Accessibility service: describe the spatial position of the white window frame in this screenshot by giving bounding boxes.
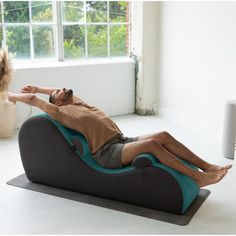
[0,0,131,62]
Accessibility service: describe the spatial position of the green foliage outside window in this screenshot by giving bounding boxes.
[63,1,84,22]
[4,1,29,23]
[86,1,107,22]
[6,26,30,59]
[33,26,55,58]
[109,1,127,22]
[63,25,85,58]
[0,0,129,60]
[110,25,127,56]
[88,25,107,57]
[31,1,53,22]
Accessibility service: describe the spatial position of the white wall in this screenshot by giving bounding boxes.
[131,1,159,115]
[157,2,236,141]
[11,59,135,128]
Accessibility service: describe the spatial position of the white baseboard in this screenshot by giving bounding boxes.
[156,107,222,141]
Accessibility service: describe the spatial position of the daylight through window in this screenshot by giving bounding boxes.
[0,1,130,61]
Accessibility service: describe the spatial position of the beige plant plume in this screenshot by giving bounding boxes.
[0,47,14,95]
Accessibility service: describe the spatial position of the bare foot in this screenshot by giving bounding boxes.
[204,164,232,172]
[196,170,228,187]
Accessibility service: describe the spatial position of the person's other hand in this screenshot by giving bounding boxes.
[21,85,38,94]
[8,92,17,104]
[8,92,37,105]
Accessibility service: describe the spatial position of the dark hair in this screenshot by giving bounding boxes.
[49,95,53,104]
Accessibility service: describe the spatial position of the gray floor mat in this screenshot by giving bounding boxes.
[7,173,210,226]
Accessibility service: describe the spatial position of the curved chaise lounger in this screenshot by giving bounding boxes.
[18,114,200,214]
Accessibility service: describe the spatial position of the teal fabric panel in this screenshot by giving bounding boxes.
[39,114,134,174]
[38,113,200,213]
[136,154,200,213]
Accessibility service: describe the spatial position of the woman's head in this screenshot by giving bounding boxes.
[49,88,73,106]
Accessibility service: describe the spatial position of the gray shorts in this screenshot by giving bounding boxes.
[92,135,139,169]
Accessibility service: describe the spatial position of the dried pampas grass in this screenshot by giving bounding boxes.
[0,48,14,93]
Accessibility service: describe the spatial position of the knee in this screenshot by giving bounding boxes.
[155,131,172,144]
[146,139,164,153]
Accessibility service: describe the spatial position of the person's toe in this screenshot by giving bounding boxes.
[224,164,232,170]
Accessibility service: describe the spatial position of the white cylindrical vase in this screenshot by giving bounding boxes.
[222,100,236,159]
[0,98,16,138]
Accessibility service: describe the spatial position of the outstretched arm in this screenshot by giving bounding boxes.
[8,92,59,115]
[21,85,59,96]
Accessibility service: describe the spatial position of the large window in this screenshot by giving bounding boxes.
[0,1,130,61]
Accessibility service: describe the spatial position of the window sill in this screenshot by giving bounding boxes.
[13,57,134,70]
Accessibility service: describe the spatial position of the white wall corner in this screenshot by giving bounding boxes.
[131,1,159,115]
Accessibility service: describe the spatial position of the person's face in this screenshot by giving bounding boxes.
[50,88,73,106]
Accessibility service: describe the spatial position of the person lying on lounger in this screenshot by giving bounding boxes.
[8,85,232,187]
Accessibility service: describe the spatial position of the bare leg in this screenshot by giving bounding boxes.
[138,132,232,172]
[121,139,228,187]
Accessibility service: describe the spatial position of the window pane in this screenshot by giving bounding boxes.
[0,3,1,23]
[63,25,85,59]
[6,26,30,59]
[4,1,29,23]
[110,25,128,56]
[62,1,84,22]
[31,1,53,22]
[109,1,128,23]
[86,1,107,22]
[87,25,107,57]
[33,26,55,58]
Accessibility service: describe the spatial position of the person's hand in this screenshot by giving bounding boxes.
[8,92,37,105]
[21,85,38,94]
[8,92,17,104]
